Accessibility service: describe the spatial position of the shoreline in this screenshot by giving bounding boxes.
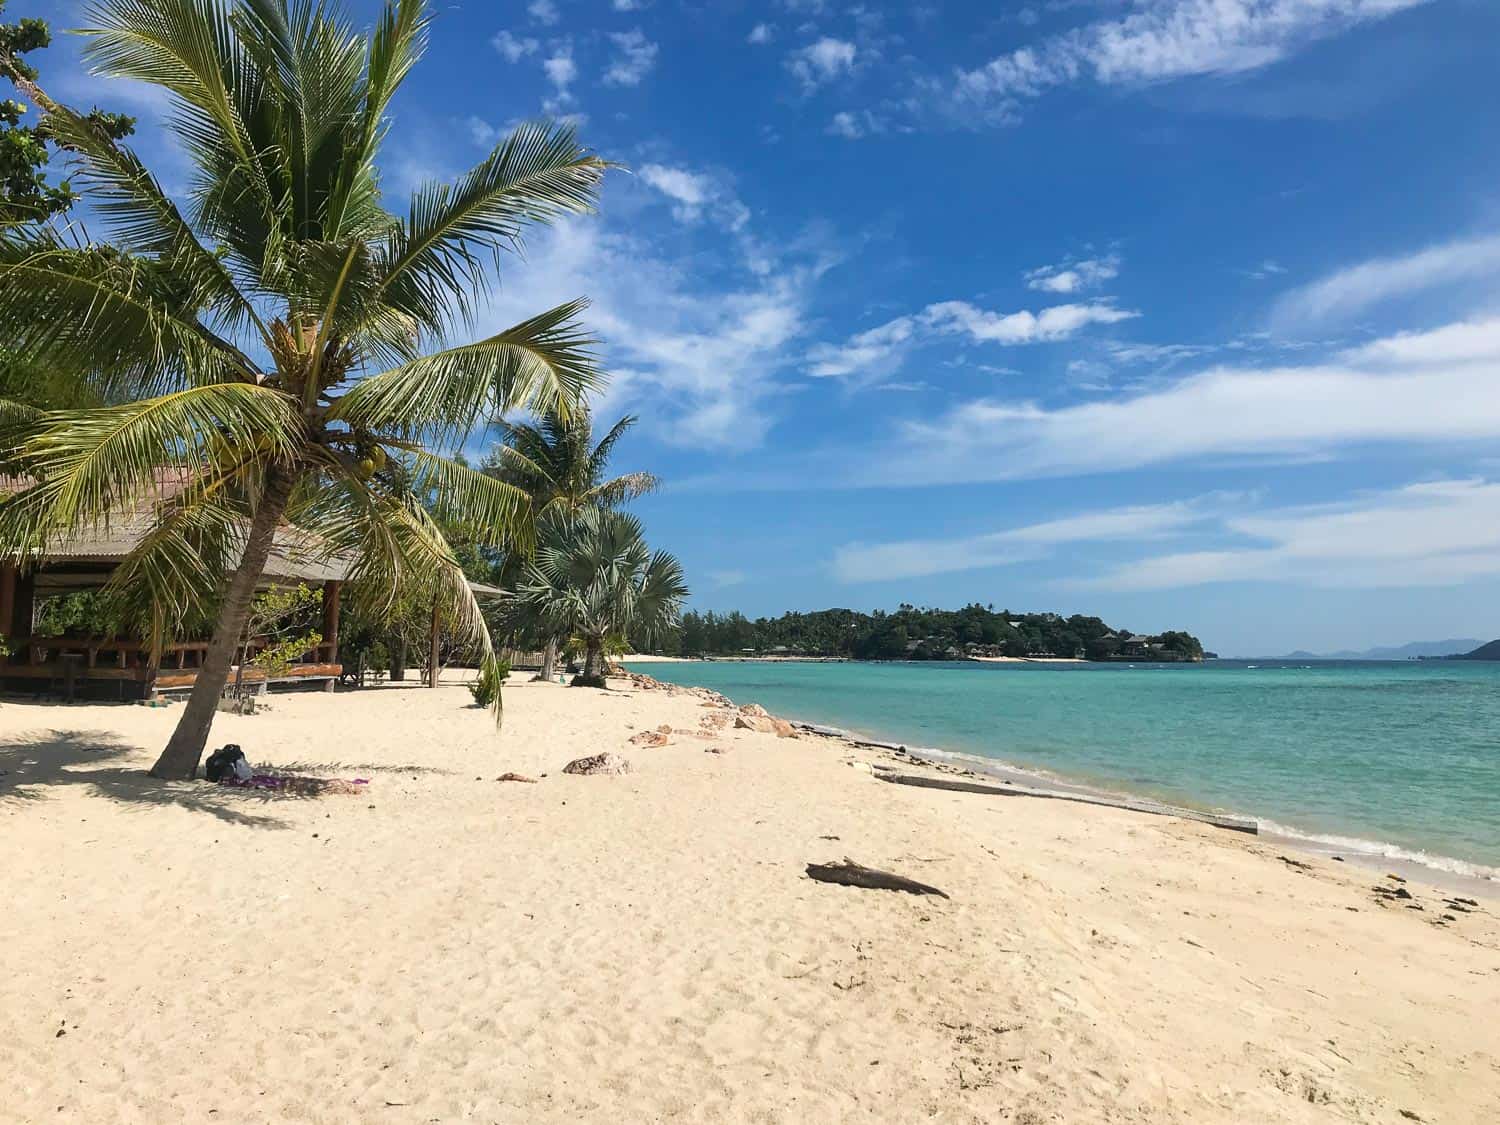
[625,662,1500,894]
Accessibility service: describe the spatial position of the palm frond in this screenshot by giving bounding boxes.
[0,233,258,393]
[0,382,300,554]
[406,449,533,547]
[330,299,599,442]
[361,121,607,338]
[38,99,268,349]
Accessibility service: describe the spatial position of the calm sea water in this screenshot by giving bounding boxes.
[626,658,1500,879]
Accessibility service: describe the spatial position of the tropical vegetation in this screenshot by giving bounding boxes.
[512,508,688,687]
[484,404,658,679]
[654,605,1204,662]
[0,0,611,778]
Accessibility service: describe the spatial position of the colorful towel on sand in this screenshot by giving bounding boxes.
[220,773,369,796]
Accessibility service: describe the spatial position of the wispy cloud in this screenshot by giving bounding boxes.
[491,30,539,62]
[1085,479,1500,591]
[833,497,1233,582]
[637,164,751,232]
[827,110,887,138]
[603,29,658,86]
[472,212,833,451]
[542,44,578,101]
[808,300,1139,382]
[528,0,561,27]
[954,0,1429,121]
[1026,254,1120,293]
[748,23,777,45]
[886,317,1500,483]
[788,38,857,91]
[1271,233,1500,328]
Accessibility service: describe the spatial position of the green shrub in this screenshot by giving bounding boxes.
[469,658,511,707]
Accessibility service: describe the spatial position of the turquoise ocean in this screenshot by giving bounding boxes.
[625,659,1500,881]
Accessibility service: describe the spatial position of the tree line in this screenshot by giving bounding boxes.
[640,604,1205,662]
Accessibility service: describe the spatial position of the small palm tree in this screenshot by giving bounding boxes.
[0,0,608,777]
[486,403,657,678]
[487,405,659,518]
[513,508,687,687]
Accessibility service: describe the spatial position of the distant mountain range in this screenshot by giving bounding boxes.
[1269,639,1485,661]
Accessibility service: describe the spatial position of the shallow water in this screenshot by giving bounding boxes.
[626,658,1500,880]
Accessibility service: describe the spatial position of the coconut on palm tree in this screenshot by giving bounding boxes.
[513,507,687,688]
[485,404,658,678]
[0,0,608,778]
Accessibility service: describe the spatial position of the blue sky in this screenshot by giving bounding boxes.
[19,0,1500,655]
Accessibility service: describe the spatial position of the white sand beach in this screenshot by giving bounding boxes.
[3,673,1497,1123]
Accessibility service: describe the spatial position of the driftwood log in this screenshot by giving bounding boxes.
[806,858,949,899]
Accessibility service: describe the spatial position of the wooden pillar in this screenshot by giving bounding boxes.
[322,580,342,663]
[0,563,15,661]
[427,596,440,688]
[10,569,35,662]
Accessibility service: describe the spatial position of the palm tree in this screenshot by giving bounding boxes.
[485,404,658,679]
[513,508,687,688]
[0,0,608,778]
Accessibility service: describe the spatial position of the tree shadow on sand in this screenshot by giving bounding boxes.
[0,729,340,829]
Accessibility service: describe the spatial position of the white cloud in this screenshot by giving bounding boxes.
[834,498,1226,582]
[956,0,1429,117]
[491,30,539,62]
[709,569,748,588]
[826,110,887,139]
[889,316,1500,484]
[1086,479,1500,591]
[543,47,577,98]
[466,116,500,147]
[788,37,857,91]
[604,29,658,86]
[1026,254,1120,293]
[637,164,750,232]
[1271,233,1500,327]
[472,215,828,452]
[748,23,776,45]
[808,300,1137,382]
[613,0,647,9]
[528,0,561,26]
[1243,259,1287,280]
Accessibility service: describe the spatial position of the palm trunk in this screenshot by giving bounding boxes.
[390,637,407,681]
[427,597,440,688]
[570,639,607,688]
[149,468,297,779]
[532,637,558,682]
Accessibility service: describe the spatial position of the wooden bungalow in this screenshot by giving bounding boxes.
[0,518,349,701]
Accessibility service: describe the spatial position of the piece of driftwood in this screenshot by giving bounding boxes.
[806,858,949,899]
[876,772,1259,835]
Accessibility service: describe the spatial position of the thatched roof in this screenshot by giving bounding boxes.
[3,470,351,585]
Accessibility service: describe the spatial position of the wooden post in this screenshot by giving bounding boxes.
[322,580,342,664]
[427,596,440,688]
[11,570,34,663]
[0,563,15,662]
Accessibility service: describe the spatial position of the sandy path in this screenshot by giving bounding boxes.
[2,675,1496,1123]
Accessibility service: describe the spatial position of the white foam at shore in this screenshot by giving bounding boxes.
[795,721,1500,887]
[1257,821,1500,883]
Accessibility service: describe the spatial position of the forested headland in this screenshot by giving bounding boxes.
[641,604,1205,662]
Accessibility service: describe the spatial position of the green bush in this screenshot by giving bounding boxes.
[469,658,511,707]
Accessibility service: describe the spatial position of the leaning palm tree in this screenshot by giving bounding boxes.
[485,403,658,678]
[0,0,608,778]
[512,508,687,688]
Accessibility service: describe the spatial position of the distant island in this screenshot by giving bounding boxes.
[650,605,1206,663]
[1272,639,1484,661]
[1447,639,1500,661]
